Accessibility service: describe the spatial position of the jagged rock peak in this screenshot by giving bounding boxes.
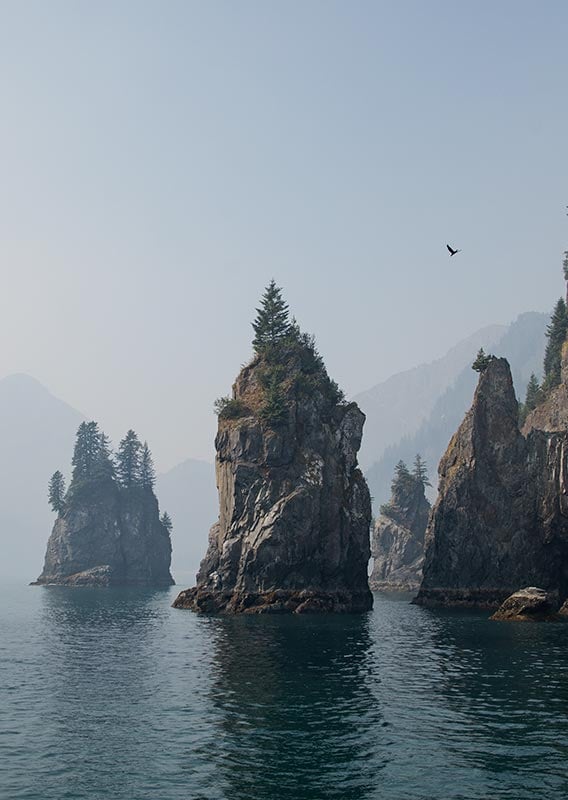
[415,356,568,608]
[34,424,173,587]
[173,283,372,614]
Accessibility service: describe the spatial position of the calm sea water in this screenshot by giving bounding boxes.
[1,583,568,800]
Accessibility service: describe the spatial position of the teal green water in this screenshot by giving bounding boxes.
[1,584,568,800]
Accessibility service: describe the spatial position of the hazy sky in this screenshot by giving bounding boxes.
[1,1,567,470]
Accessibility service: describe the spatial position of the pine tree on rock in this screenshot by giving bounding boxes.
[116,430,142,488]
[71,421,103,484]
[140,442,156,489]
[472,348,493,373]
[412,454,431,488]
[542,298,568,392]
[525,374,542,413]
[48,471,66,514]
[160,511,173,535]
[93,432,116,480]
[392,460,413,493]
[252,279,291,353]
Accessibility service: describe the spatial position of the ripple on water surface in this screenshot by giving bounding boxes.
[1,585,568,800]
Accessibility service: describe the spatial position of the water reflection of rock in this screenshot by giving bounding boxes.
[205,614,384,800]
[38,587,172,799]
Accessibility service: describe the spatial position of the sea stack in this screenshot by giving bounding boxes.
[415,356,568,608]
[369,457,431,592]
[173,281,372,613]
[34,424,174,587]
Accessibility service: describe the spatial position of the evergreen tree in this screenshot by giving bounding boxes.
[252,280,291,352]
[71,421,102,483]
[116,430,142,488]
[472,348,493,373]
[48,470,66,514]
[524,374,542,413]
[542,298,568,392]
[93,432,115,479]
[160,511,173,534]
[391,460,413,493]
[140,442,156,489]
[563,251,568,297]
[412,454,431,488]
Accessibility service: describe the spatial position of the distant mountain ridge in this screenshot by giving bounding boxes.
[354,324,506,471]
[0,373,217,582]
[364,312,548,509]
[0,374,84,580]
[0,313,549,580]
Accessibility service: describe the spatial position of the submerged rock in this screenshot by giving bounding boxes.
[173,293,372,614]
[415,357,568,608]
[490,587,562,621]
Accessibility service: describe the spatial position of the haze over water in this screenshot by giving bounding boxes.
[2,584,567,800]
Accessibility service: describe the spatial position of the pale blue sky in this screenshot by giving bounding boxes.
[1,1,567,468]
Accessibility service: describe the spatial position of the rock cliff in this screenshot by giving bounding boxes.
[35,480,173,586]
[173,330,372,614]
[370,469,430,591]
[415,357,568,607]
[34,425,173,587]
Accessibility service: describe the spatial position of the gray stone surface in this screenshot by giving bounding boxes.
[415,357,568,608]
[490,587,561,621]
[370,479,430,592]
[173,349,372,614]
[34,480,173,587]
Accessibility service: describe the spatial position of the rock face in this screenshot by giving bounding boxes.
[490,587,561,621]
[415,357,568,608]
[173,343,372,614]
[34,480,174,587]
[370,477,430,591]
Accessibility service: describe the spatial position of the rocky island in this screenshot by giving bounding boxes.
[415,322,568,609]
[173,281,372,613]
[34,424,174,586]
[369,457,430,592]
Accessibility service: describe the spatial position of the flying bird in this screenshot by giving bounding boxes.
[446,244,461,257]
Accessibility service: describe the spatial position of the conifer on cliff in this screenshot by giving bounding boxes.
[542,298,568,393]
[412,454,431,488]
[140,442,156,489]
[252,280,291,352]
[71,421,103,483]
[525,374,542,413]
[93,432,116,479]
[48,470,66,514]
[391,460,413,493]
[160,511,173,534]
[472,348,493,373]
[116,430,142,488]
